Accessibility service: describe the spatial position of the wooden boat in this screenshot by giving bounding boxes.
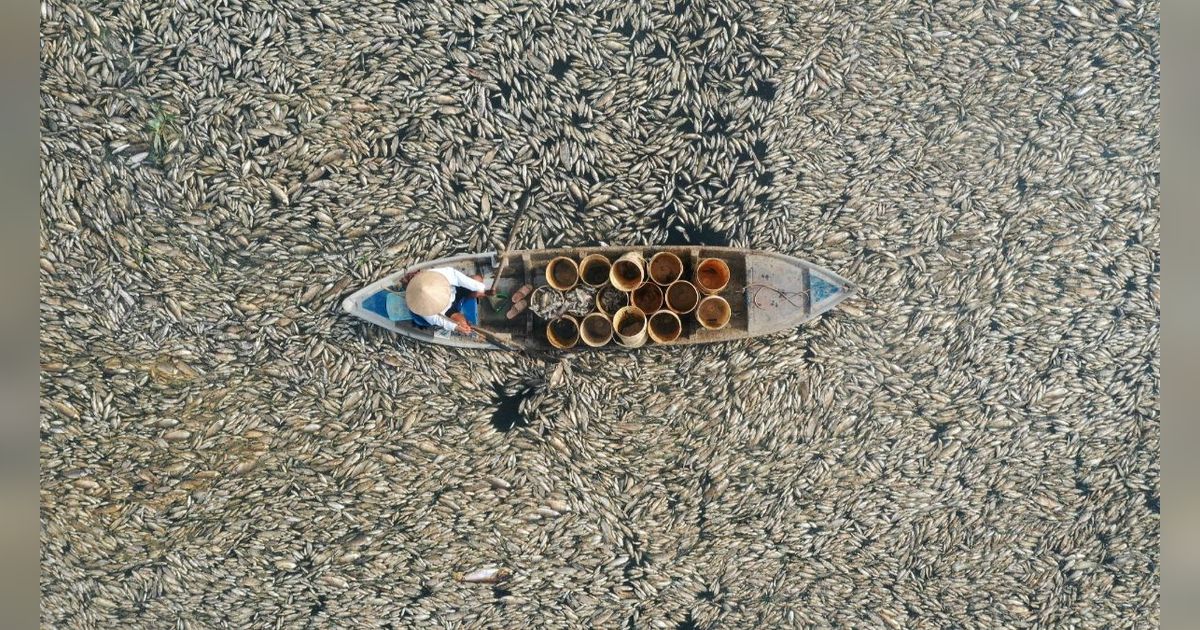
[342,246,857,351]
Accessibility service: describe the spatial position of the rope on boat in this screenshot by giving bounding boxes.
[743,283,809,310]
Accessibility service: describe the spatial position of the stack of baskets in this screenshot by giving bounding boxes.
[537,251,733,349]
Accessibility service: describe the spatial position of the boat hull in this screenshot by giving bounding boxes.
[342,246,857,351]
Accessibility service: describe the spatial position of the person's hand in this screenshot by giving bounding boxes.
[450,312,471,334]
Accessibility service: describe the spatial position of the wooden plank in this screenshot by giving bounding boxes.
[522,253,534,338]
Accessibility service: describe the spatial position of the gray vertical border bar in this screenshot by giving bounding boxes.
[2,1,1181,628]
[1163,1,1197,627]
[0,0,41,625]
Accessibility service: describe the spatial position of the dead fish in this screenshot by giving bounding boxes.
[454,567,512,584]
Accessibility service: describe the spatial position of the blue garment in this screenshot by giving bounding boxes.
[385,292,412,321]
[361,291,392,319]
[361,290,414,322]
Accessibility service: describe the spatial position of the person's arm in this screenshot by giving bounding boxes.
[424,313,460,333]
[446,269,486,293]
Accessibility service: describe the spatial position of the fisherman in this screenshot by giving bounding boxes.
[401,268,488,334]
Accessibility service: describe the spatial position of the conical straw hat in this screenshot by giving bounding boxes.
[404,270,452,316]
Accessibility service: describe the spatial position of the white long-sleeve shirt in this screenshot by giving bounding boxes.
[421,267,486,332]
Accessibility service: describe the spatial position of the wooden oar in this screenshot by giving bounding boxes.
[471,324,559,362]
[488,184,540,293]
[489,254,511,296]
[470,324,521,351]
[474,185,569,371]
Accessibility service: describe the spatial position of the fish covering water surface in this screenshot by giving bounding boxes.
[40,0,1159,627]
